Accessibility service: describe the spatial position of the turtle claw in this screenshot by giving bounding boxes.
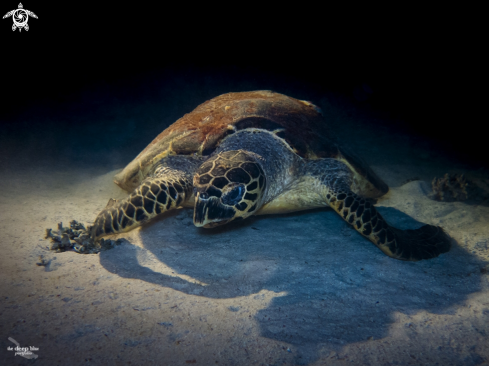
[44,220,122,254]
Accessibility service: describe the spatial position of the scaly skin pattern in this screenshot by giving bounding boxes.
[90,175,192,240]
[193,150,266,227]
[210,130,450,261]
[90,156,202,240]
[306,159,451,261]
[88,129,450,261]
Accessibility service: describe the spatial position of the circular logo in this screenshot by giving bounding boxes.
[12,9,28,27]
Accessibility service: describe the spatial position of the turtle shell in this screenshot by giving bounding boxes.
[114,90,387,197]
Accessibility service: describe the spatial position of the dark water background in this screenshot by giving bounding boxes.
[1,4,483,172]
[1,6,487,365]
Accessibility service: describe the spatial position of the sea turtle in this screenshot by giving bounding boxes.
[50,91,451,260]
[3,3,37,32]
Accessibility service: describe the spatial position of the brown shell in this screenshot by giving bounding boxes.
[114,90,387,196]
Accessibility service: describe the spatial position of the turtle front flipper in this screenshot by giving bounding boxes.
[90,175,193,240]
[308,159,451,261]
[327,191,450,261]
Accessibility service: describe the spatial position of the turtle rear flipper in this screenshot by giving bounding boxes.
[308,159,451,261]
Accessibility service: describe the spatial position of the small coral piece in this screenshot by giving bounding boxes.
[431,173,468,202]
[45,220,122,254]
[35,255,49,266]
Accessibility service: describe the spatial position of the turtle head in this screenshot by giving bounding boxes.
[193,151,266,228]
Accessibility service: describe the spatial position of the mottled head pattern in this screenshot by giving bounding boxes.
[193,150,266,228]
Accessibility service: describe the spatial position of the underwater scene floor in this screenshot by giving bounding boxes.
[1,80,488,365]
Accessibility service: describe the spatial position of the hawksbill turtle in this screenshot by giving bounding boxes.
[48,91,451,260]
[3,3,37,32]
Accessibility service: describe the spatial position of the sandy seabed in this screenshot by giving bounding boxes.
[1,89,488,366]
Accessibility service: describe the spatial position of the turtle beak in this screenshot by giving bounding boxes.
[193,193,235,228]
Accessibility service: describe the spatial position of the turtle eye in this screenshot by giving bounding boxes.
[221,185,244,206]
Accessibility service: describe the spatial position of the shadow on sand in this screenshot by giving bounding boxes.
[98,207,487,365]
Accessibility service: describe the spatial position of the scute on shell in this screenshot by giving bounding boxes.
[113,90,388,198]
[113,91,333,191]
